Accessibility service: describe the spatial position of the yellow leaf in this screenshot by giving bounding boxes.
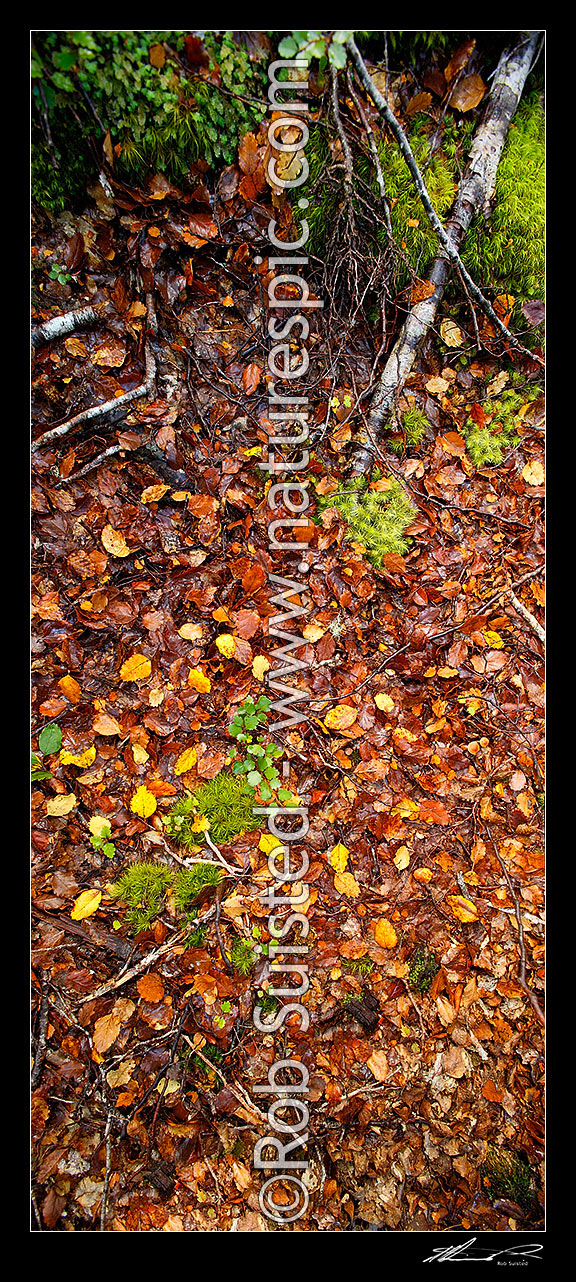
[174,747,198,776]
[71,888,102,920]
[393,845,410,870]
[324,704,358,731]
[132,744,149,765]
[141,484,170,504]
[375,692,394,713]
[120,654,152,682]
[437,666,458,678]
[329,842,349,872]
[216,633,236,659]
[302,623,325,642]
[101,524,130,558]
[188,667,211,692]
[60,744,97,770]
[446,894,479,923]
[46,792,77,817]
[333,870,360,898]
[259,833,283,855]
[89,816,111,838]
[252,654,270,682]
[390,797,419,819]
[440,319,464,347]
[373,918,398,948]
[191,813,210,833]
[130,785,157,818]
[58,674,82,703]
[483,630,504,649]
[178,622,204,641]
[521,459,544,487]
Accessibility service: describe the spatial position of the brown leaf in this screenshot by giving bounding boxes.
[242,363,262,395]
[448,74,486,112]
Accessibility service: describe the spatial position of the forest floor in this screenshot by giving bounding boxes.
[31,136,544,1232]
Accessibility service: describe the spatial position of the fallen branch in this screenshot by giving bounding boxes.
[508,590,545,644]
[348,32,541,474]
[32,295,157,451]
[80,925,191,1003]
[31,305,100,349]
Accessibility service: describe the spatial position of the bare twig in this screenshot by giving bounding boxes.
[508,591,545,644]
[31,973,50,1089]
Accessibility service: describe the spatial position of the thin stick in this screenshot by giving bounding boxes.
[485,823,545,1026]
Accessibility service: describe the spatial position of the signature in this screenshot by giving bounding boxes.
[423,1238,543,1263]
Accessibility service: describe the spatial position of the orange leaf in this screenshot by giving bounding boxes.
[120,654,152,682]
[324,704,358,731]
[58,675,82,704]
[137,973,165,1003]
[446,894,479,924]
[373,918,398,949]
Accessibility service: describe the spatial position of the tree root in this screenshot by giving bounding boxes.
[31,305,100,349]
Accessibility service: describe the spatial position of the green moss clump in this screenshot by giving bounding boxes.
[463,386,538,468]
[387,406,429,454]
[407,945,440,995]
[230,938,256,976]
[164,773,261,847]
[462,99,544,303]
[481,1146,535,1209]
[343,958,374,977]
[316,474,417,566]
[173,863,223,912]
[110,861,172,932]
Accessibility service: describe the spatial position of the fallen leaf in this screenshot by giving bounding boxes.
[324,704,358,731]
[130,785,157,818]
[188,667,211,692]
[71,888,102,920]
[333,870,361,898]
[137,973,165,1002]
[120,654,152,682]
[366,1050,388,1081]
[101,525,130,558]
[46,793,77,817]
[329,843,349,872]
[446,894,479,923]
[521,459,544,487]
[373,918,398,948]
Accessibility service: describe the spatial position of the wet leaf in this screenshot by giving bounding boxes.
[120,654,152,682]
[71,888,102,920]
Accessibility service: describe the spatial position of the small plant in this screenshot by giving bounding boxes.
[165,773,261,847]
[255,988,279,1018]
[480,1146,535,1209]
[110,861,172,933]
[228,697,294,804]
[88,816,116,859]
[230,938,256,976]
[32,724,62,782]
[316,472,417,566]
[173,862,223,912]
[48,262,72,286]
[182,922,208,950]
[407,945,440,995]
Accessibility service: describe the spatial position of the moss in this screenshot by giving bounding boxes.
[387,406,429,454]
[407,945,439,995]
[343,957,374,977]
[230,938,257,976]
[110,861,172,932]
[316,473,417,566]
[173,862,223,912]
[31,31,266,211]
[462,98,544,304]
[481,1146,535,1209]
[463,386,538,467]
[164,773,261,847]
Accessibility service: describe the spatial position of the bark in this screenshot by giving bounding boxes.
[349,32,541,475]
[31,305,99,349]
